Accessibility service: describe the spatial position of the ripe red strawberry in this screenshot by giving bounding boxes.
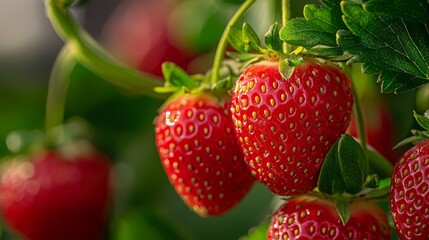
[0,147,112,240]
[267,195,391,239]
[390,139,429,239]
[231,60,353,196]
[155,93,255,216]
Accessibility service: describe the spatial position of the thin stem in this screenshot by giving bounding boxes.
[282,0,291,54]
[45,44,75,130]
[211,0,257,85]
[341,63,367,150]
[45,0,167,100]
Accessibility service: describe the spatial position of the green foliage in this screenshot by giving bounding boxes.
[280,2,346,57]
[264,22,283,52]
[281,0,429,93]
[228,23,262,53]
[362,0,429,23]
[339,2,429,93]
[318,134,367,195]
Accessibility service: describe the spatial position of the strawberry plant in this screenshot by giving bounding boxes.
[0,0,428,239]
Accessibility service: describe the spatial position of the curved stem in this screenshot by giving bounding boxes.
[45,44,75,130]
[211,0,257,85]
[282,0,291,54]
[45,0,167,100]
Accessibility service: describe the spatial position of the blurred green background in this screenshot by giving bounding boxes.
[0,0,424,239]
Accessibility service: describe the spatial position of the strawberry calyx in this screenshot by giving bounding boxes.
[315,134,391,225]
[226,21,305,81]
[394,110,429,148]
[154,61,240,109]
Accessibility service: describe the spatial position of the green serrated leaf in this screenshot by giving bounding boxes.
[318,139,345,195]
[280,3,346,57]
[242,23,262,53]
[414,111,429,131]
[378,71,427,93]
[335,198,351,225]
[337,134,367,194]
[228,26,246,53]
[339,1,429,93]
[161,62,198,89]
[363,0,429,23]
[239,222,270,240]
[264,22,283,52]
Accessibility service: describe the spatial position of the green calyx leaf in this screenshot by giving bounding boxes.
[362,0,429,24]
[318,134,369,195]
[228,26,247,53]
[161,62,199,89]
[395,111,429,148]
[335,198,350,225]
[242,23,262,53]
[338,134,368,194]
[338,1,429,93]
[279,59,295,80]
[280,1,347,58]
[228,23,262,54]
[414,110,429,131]
[264,22,283,52]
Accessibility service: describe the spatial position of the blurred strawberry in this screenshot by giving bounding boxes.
[103,0,197,77]
[0,143,112,240]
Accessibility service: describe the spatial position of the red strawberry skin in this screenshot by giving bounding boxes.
[267,195,391,240]
[0,150,112,240]
[155,93,255,216]
[231,60,353,196]
[390,139,429,239]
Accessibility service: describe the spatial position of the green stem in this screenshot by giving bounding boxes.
[45,45,75,130]
[44,0,167,100]
[340,63,367,150]
[282,0,291,54]
[211,0,257,85]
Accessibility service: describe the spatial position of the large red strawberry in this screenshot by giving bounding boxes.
[390,139,429,239]
[155,92,255,216]
[267,194,391,239]
[231,59,353,196]
[0,146,112,240]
